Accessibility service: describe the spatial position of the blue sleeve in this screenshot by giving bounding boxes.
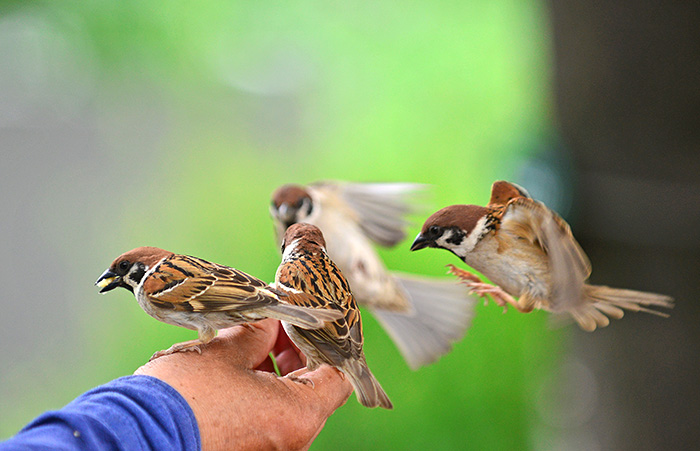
[0,375,200,451]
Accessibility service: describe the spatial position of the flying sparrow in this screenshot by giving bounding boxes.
[95,246,342,360]
[275,223,393,409]
[410,180,674,331]
[270,181,475,370]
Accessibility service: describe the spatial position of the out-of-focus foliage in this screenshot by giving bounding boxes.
[0,1,563,449]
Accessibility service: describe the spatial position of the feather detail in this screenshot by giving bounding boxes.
[315,181,428,247]
[370,273,476,370]
[276,223,392,409]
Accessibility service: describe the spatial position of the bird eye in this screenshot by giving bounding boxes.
[118,260,130,272]
[428,225,440,236]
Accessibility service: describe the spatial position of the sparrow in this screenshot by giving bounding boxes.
[274,223,393,409]
[95,246,342,360]
[410,180,674,331]
[270,181,475,370]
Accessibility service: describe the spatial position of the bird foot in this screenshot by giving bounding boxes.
[446,265,517,312]
[465,282,512,312]
[149,341,203,361]
[446,264,483,284]
[287,374,315,389]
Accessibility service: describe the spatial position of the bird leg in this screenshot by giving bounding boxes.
[149,327,217,361]
[446,264,482,284]
[468,283,522,313]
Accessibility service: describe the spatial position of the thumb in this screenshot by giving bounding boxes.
[215,319,280,369]
[287,365,354,415]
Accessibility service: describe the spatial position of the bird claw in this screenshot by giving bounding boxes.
[463,282,514,312]
[287,374,315,388]
[446,264,483,284]
[446,265,517,312]
[149,343,202,362]
[149,350,169,362]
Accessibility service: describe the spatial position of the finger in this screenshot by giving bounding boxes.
[216,319,280,368]
[274,347,305,375]
[271,323,306,375]
[288,365,353,414]
[271,322,295,355]
[255,355,277,373]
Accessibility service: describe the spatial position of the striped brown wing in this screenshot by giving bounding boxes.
[142,254,279,312]
[276,253,363,363]
[499,197,592,311]
[487,180,531,208]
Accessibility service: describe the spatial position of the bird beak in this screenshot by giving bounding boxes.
[410,233,430,251]
[276,203,298,228]
[95,269,121,293]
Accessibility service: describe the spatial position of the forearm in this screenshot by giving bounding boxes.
[0,375,200,451]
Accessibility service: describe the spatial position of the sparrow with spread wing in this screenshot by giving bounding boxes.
[96,246,341,360]
[275,223,393,409]
[271,181,475,370]
[410,181,673,331]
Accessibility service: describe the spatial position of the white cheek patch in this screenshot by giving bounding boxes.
[282,238,300,261]
[438,215,489,256]
[459,215,489,254]
[435,230,454,249]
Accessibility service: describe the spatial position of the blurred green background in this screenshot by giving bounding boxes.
[2,1,696,450]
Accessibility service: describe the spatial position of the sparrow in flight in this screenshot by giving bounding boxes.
[270,181,475,369]
[410,180,673,331]
[96,246,341,360]
[275,223,393,409]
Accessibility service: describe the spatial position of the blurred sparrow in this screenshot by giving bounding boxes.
[271,181,475,370]
[96,246,341,360]
[411,181,674,331]
[275,223,393,409]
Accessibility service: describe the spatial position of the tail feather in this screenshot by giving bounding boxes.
[370,272,477,370]
[571,284,674,332]
[263,303,342,330]
[342,356,393,409]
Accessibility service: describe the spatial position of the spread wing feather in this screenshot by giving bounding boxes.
[499,197,591,311]
[313,181,427,247]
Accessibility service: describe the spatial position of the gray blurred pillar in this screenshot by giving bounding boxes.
[548,2,700,450]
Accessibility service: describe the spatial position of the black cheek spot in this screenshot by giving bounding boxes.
[129,265,147,285]
[446,228,466,245]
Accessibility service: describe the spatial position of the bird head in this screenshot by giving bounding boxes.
[270,184,314,230]
[95,246,172,294]
[281,223,327,257]
[410,204,489,259]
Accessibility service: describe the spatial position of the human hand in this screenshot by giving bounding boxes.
[135,319,353,450]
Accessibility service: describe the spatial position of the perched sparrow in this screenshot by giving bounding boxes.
[411,181,674,331]
[275,223,393,409]
[95,246,342,360]
[271,181,475,370]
